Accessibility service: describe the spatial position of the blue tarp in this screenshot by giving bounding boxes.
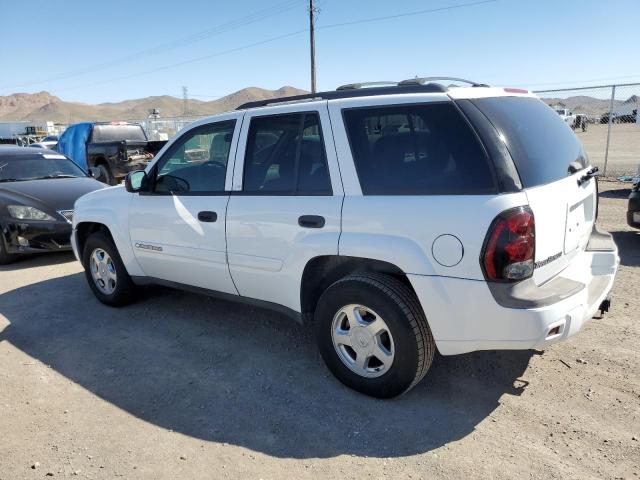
[57,122,92,170]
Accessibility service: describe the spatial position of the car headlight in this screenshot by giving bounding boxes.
[7,205,55,221]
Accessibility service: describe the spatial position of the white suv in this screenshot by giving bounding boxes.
[72,78,619,398]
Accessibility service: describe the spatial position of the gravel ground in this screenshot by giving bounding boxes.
[0,181,638,480]
[576,124,639,177]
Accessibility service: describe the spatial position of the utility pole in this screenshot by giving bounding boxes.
[182,86,189,116]
[309,0,317,94]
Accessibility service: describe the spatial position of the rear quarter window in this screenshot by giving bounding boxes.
[470,96,587,188]
[342,103,496,195]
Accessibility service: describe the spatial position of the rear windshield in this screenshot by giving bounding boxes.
[343,103,495,195]
[91,125,146,143]
[471,97,587,188]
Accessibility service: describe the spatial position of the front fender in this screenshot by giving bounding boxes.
[73,186,144,277]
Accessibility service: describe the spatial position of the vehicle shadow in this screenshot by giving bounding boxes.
[598,187,631,199]
[0,251,76,272]
[611,230,640,267]
[0,273,534,459]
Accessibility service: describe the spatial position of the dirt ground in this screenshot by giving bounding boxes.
[576,123,639,177]
[0,182,638,480]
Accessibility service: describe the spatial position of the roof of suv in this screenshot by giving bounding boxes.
[236,77,501,110]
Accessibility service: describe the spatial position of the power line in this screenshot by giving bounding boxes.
[51,29,308,93]
[319,0,499,30]
[0,0,302,90]
[26,0,502,94]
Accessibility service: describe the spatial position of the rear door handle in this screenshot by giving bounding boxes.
[197,211,217,222]
[298,215,325,228]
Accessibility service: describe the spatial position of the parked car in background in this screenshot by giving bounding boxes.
[555,107,577,128]
[0,146,105,264]
[614,109,638,124]
[71,79,619,398]
[57,122,166,185]
[36,135,59,150]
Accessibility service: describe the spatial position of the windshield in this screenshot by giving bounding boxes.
[0,154,87,182]
[472,97,587,188]
[91,124,147,143]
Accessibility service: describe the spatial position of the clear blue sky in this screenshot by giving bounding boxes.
[0,0,637,103]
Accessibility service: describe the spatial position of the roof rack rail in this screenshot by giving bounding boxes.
[236,82,451,110]
[398,77,489,87]
[336,81,398,91]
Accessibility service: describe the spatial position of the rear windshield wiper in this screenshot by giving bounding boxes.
[577,166,599,186]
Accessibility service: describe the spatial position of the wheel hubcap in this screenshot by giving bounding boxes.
[331,304,395,378]
[89,248,117,295]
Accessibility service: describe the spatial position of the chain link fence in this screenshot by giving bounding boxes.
[135,115,209,141]
[534,83,640,179]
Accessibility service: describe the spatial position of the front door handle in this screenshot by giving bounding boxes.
[197,211,217,222]
[298,215,325,228]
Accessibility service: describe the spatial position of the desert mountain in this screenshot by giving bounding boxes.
[0,86,308,123]
[541,95,624,115]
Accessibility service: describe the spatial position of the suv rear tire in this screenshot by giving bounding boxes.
[314,273,435,398]
[82,231,137,306]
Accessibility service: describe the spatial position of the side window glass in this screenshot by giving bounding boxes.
[343,104,495,195]
[243,113,331,194]
[297,114,331,193]
[154,121,235,193]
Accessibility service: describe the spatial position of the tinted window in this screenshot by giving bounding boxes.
[471,97,587,188]
[154,121,235,193]
[0,154,86,181]
[343,103,495,195]
[91,125,147,143]
[243,113,331,194]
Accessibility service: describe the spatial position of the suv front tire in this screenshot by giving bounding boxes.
[314,273,435,398]
[82,231,137,306]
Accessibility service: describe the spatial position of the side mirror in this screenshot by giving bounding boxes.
[125,170,148,193]
[88,167,100,179]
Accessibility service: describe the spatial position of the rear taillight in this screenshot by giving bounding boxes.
[481,206,535,282]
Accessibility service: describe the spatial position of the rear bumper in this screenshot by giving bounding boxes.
[408,227,619,355]
[1,217,72,254]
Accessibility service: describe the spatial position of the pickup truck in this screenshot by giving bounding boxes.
[57,122,166,185]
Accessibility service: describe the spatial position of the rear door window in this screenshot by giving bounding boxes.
[242,112,332,194]
[470,96,587,188]
[342,103,495,195]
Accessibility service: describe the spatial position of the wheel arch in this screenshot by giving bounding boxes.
[300,255,419,318]
[75,221,115,259]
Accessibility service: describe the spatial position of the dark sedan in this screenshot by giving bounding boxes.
[0,146,105,264]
